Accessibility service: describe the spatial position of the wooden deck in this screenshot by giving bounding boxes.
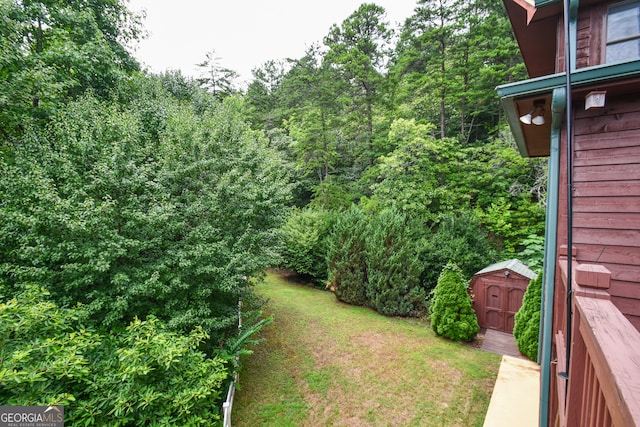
[480,328,524,359]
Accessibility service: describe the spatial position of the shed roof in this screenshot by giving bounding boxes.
[475,259,537,280]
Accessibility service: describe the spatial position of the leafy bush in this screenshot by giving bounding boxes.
[429,262,479,342]
[419,211,498,292]
[0,286,100,408]
[517,234,545,271]
[365,208,425,316]
[0,285,229,426]
[0,89,291,345]
[326,206,368,306]
[280,207,335,284]
[513,272,542,361]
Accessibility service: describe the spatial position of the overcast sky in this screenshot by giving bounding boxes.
[127,0,418,86]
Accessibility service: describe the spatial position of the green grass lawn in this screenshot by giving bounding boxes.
[232,271,501,426]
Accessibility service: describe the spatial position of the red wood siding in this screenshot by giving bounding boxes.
[557,5,607,72]
[577,10,592,68]
[558,93,640,330]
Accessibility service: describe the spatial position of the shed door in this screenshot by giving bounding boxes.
[478,281,526,334]
[484,284,504,331]
[505,288,525,334]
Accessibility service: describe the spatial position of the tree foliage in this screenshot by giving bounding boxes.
[513,272,542,361]
[0,0,142,137]
[365,208,426,316]
[0,285,229,426]
[197,50,239,99]
[280,207,335,285]
[420,211,498,291]
[326,207,427,316]
[326,206,369,306]
[0,82,291,345]
[324,3,393,168]
[430,262,479,342]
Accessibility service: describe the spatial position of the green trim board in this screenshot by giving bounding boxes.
[498,59,640,99]
[497,59,640,157]
[535,0,561,8]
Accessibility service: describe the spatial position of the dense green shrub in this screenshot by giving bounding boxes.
[513,272,542,361]
[0,286,229,426]
[429,262,479,342]
[365,208,425,316]
[420,211,498,292]
[0,90,291,345]
[326,206,369,306]
[327,206,427,316]
[280,207,335,284]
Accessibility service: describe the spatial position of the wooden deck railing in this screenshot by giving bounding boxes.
[556,258,640,427]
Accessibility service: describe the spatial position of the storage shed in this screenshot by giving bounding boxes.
[470,259,537,334]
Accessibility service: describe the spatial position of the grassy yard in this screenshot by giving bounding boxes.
[232,271,501,427]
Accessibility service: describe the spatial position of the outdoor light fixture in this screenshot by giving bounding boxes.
[519,99,546,126]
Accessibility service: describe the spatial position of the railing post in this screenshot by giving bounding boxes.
[564,263,611,427]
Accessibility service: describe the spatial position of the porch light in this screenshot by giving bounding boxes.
[519,99,546,125]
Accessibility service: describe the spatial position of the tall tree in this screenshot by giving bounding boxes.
[0,0,143,137]
[196,50,239,99]
[280,45,343,185]
[245,59,288,132]
[0,86,292,344]
[323,3,393,168]
[391,0,524,141]
[392,0,461,139]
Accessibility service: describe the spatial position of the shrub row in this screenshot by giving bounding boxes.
[326,206,426,317]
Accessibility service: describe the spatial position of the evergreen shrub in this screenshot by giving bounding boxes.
[513,272,542,361]
[326,206,368,306]
[429,262,479,341]
[365,208,425,316]
[326,206,427,316]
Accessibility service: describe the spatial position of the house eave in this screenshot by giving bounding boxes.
[497,59,640,158]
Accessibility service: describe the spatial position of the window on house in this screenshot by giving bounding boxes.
[606,1,640,63]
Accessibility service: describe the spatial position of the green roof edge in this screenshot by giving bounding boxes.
[496,59,640,157]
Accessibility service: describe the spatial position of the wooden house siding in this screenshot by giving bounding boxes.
[577,10,593,68]
[558,92,640,331]
[499,0,640,424]
[557,5,608,72]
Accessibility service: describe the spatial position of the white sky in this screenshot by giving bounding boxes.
[126,0,418,86]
